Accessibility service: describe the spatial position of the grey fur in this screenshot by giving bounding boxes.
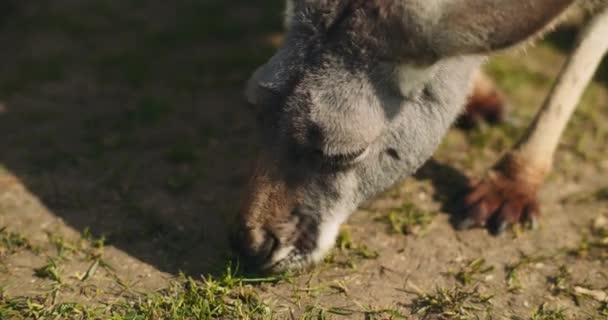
[235,0,580,272]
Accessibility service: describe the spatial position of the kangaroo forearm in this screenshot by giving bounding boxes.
[517,6,608,169]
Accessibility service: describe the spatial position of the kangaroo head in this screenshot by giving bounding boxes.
[231,0,575,272]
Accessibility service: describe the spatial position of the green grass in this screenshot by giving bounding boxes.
[599,301,608,317]
[334,227,379,260]
[325,227,379,268]
[547,265,573,298]
[299,305,406,320]
[566,216,608,262]
[2,263,282,320]
[300,305,353,319]
[465,121,523,152]
[485,56,552,105]
[408,286,493,319]
[0,225,284,320]
[529,304,567,320]
[376,202,436,236]
[450,258,495,286]
[505,253,551,293]
[0,227,35,256]
[111,270,273,320]
[34,257,63,283]
[0,296,104,320]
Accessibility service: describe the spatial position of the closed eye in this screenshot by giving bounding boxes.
[316,148,369,167]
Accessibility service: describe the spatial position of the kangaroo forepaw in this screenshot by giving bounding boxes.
[457,156,546,234]
[457,92,506,129]
[456,71,507,129]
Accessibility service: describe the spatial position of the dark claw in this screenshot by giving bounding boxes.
[489,216,508,235]
[459,159,543,235]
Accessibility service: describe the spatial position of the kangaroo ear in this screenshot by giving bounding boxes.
[372,0,576,62]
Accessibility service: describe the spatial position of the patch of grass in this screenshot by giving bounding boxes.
[409,286,493,319]
[567,236,608,262]
[0,296,103,320]
[80,228,106,258]
[466,121,523,153]
[450,258,495,286]
[505,253,551,293]
[78,229,108,282]
[325,227,379,269]
[599,301,608,317]
[544,265,598,308]
[566,216,608,261]
[33,257,63,283]
[376,202,436,236]
[335,227,379,259]
[562,82,608,161]
[362,307,407,320]
[485,57,552,95]
[33,229,111,290]
[547,265,573,298]
[530,304,567,320]
[111,265,275,320]
[3,264,279,320]
[300,305,355,319]
[300,305,406,320]
[46,232,78,260]
[0,227,36,256]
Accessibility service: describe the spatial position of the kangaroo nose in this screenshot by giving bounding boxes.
[230,226,278,269]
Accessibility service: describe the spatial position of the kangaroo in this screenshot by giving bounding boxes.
[231,0,608,272]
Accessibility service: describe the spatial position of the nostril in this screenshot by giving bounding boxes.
[259,231,279,261]
[230,227,279,268]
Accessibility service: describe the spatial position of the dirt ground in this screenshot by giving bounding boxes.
[1,1,607,319]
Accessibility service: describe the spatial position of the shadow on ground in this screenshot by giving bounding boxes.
[415,159,471,225]
[0,0,285,276]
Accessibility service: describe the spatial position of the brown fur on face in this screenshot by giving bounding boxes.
[233,153,301,263]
